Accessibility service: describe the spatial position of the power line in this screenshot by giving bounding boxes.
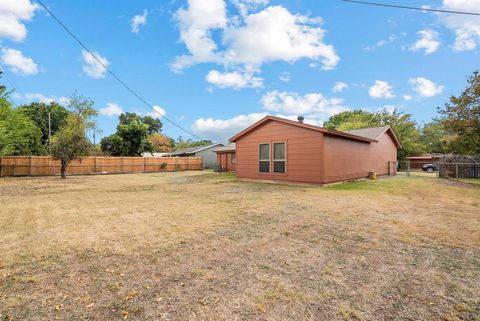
[340,0,480,16]
[34,0,205,140]
[0,62,20,107]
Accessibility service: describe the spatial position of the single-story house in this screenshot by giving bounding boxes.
[215,143,236,172]
[229,115,401,184]
[164,143,224,168]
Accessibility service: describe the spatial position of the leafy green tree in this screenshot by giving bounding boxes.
[420,121,447,154]
[173,136,212,151]
[100,134,124,156]
[323,110,380,130]
[0,72,43,156]
[438,71,480,155]
[18,102,70,150]
[0,98,43,156]
[51,93,97,178]
[323,109,425,160]
[117,113,154,156]
[142,115,162,134]
[100,112,156,156]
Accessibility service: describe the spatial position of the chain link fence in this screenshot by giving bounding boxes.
[391,159,479,182]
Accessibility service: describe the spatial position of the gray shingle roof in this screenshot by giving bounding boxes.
[342,125,390,141]
[214,143,236,152]
[167,143,223,156]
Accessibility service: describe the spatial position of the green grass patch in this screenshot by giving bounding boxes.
[323,177,416,192]
[458,178,480,186]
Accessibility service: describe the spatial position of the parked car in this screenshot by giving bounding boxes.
[422,163,439,173]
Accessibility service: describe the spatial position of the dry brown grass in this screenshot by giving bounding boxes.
[1,172,479,321]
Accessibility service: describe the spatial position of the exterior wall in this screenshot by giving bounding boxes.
[216,152,236,172]
[323,132,397,183]
[235,121,324,184]
[195,147,223,168]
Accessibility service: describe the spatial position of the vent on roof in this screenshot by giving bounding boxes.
[297,116,304,123]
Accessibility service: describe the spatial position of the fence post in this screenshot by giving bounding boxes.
[94,157,97,174]
[143,157,146,173]
[456,163,459,181]
[29,156,33,176]
[13,164,16,177]
[407,160,410,176]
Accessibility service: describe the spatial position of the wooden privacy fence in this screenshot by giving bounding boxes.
[0,156,202,177]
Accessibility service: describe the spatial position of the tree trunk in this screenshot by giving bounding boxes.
[61,160,67,179]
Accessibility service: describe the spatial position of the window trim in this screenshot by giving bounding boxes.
[258,143,271,174]
[272,141,287,175]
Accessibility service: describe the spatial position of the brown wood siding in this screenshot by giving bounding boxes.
[323,132,397,183]
[235,121,324,183]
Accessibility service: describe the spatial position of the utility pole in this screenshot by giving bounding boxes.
[93,129,96,156]
[48,112,51,154]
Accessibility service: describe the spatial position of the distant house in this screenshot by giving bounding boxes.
[406,155,443,169]
[229,115,401,184]
[142,152,170,158]
[215,143,236,172]
[165,143,224,168]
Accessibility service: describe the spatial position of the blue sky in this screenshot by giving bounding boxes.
[1,0,479,142]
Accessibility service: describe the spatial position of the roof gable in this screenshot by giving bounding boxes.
[343,126,401,148]
[229,116,377,143]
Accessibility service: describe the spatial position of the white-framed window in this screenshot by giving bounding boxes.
[231,153,236,164]
[273,142,286,173]
[259,143,270,173]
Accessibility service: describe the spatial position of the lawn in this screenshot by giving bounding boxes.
[1,172,479,321]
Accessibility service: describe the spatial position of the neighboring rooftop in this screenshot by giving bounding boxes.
[342,125,391,140]
[343,125,401,147]
[214,143,236,153]
[167,143,224,156]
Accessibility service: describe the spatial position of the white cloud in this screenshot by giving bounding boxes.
[146,105,167,119]
[1,48,38,75]
[369,80,395,99]
[278,71,291,82]
[205,69,263,89]
[403,94,413,101]
[223,6,339,70]
[100,102,123,117]
[172,1,339,82]
[0,0,38,42]
[332,81,348,93]
[409,77,444,97]
[13,92,69,105]
[192,89,349,141]
[409,29,440,54]
[261,90,347,116]
[439,0,480,51]
[363,34,396,51]
[192,112,267,142]
[172,0,227,70]
[131,9,148,34]
[81,50,109,79]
